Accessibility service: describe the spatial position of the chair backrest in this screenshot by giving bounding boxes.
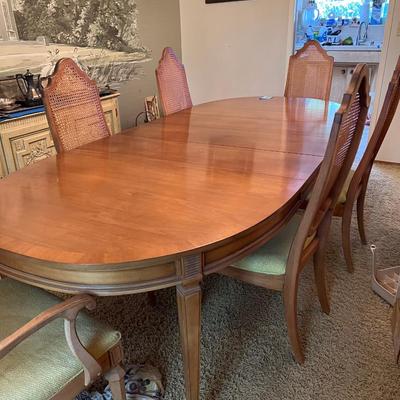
[42,58,111,153]
[156,47,193,116]
[290,64,370,266]
[285,40,334,102]
[351,56,400,194]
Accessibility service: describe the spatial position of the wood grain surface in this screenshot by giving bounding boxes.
[0,96,338,400]
[0,97,337,268]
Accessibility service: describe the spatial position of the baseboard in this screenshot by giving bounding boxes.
[374,160,400,166]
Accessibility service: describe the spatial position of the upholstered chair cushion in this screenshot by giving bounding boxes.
[232,214,306,276]
[0,278,121,400]
[337,168,356,204]
[305,167,355,205]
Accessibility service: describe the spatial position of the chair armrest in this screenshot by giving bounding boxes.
[0,293,102,385]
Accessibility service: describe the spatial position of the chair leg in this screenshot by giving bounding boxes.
[357,182,368,245]
[313,258,330,315]
[105,364,126,400]
[313,214,331,315]
[342,202,355,273]
[283,284,304,364]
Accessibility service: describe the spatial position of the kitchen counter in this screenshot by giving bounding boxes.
[322,45,381,52]
[326,49,381,65]
[295,42,381,65]
[322,44,381,65]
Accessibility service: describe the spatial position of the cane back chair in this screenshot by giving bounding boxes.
[221,64,370,363]
[335,56,400,272]
[285,40,334,102]
[156,47,193,116]
[0,278,126,400]
[42,58,111,153]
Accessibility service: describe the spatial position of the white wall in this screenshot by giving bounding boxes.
[118,0,181,128]
[179,0,293,105]
[372,0,400,162]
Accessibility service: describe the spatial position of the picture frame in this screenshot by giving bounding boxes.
[206,0,247,3]
[144,95,160,122]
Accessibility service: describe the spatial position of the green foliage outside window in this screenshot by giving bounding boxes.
[317,0,389,19]
[318,0,364,19]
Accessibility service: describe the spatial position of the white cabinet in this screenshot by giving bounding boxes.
[330,64,379,103]
[331,67,353,103]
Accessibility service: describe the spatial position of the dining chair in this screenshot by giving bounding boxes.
[0,278,126,400]
[285,40,334,101]
[221,64,370,364]
[155,47,193,116]
[42,58,111,153]
[335,57,400,272]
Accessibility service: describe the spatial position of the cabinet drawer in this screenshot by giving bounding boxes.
[11,130,56,172]
[104,109,117,134]
[102,97,121,135]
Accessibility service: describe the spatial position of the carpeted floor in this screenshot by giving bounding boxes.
[90,162,400,400]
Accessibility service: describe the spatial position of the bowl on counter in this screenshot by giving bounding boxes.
[0,98,17,111]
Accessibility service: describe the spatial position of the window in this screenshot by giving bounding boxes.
[317,0,390,22]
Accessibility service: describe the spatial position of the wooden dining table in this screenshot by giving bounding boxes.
[0,97,339,400]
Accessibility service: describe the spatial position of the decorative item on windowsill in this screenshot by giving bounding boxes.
[371,245,400,364]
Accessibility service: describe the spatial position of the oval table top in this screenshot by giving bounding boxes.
[0,97,338,270]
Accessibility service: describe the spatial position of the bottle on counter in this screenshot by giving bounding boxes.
[301,0,320,30]
[326,12,337,28]
[306,25,314,40]
[382,1,389,23]
[360,1,370,24]
[319,25,328,42]
[371,0,383,25]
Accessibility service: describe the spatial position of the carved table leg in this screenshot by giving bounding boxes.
[177,281,202,400]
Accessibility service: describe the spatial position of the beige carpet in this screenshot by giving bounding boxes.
[91,162,400,400]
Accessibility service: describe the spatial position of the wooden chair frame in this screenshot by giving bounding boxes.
[156,47,193,116]
[222,64,370,363]
[393,290,400,364]
[42,58,111,153]
[335,57,400,272]
[0,293,126,400]
[285,40,334,102]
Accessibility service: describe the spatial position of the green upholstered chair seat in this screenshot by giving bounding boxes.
[232,214,305,276]
[0,278,121,400]
[337,168,355,204]
[305,168,355,205]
